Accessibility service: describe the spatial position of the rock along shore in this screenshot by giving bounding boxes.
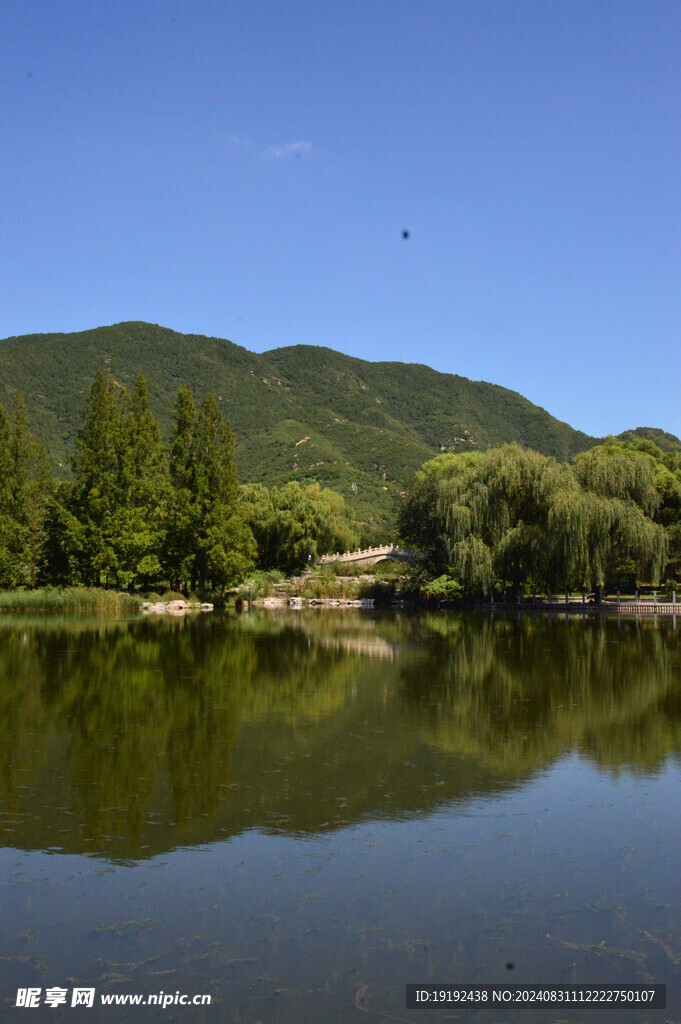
[260,597,376,609]
[142,600,214,616]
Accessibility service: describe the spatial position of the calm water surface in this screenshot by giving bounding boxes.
[0,610,680,1022]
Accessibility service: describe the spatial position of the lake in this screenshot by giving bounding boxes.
[0,610,680,1022]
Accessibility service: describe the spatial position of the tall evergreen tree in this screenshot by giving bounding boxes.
[165,386,197,590]
[41,481,82,586]
[71,371,128,585]
[117,376,169,588]
[0,403,15,587]
[192,394,254,591]
[10,394,53,588]
[165,388,254,592]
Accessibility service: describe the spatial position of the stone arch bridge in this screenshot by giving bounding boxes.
[319,544,423,567]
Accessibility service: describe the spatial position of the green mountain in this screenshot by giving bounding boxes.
[0,321,603,523]
[616,427,681,453]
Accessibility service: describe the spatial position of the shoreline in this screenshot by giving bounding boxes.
[478,600,680,618]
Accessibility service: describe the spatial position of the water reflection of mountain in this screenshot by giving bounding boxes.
[0,611,679,861]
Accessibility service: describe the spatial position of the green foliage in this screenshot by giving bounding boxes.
[0,394,53,588]
[69,371,128,584]
[0,402,16,586]
[616,426,681,453]
[0,587,140,612]
[0,321,603,525]
[166,390,256,591]
[123,376,169,587]
[0,373,256,594]
[422,575,464,602]
[238,569,286,600]
[400,441,672,595]
[241,479,360,574]
[1,325,680,597]
[573,441,660,513]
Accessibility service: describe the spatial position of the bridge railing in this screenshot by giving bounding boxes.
[319,544,419,564]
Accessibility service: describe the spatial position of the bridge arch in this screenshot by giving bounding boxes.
[319,544,423,567]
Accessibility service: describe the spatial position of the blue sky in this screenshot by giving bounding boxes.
[2,0,680,439]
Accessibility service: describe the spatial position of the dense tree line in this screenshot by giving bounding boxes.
[3,374,680,598]
[0,373,359,591]
[398,441,681,595]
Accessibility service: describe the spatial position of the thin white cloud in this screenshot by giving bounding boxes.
[265,140,311,160]
[229,134,251,148]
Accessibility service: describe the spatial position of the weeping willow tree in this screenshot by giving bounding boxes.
[399,445,562,593]
[470,446,564,590]
[399,442,668,595]
[399,451,481,572]
[547,487,666,590]
[573,443,660,513]
[434,446,570,592]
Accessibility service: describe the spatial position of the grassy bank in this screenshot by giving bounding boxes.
[0,587,143,613]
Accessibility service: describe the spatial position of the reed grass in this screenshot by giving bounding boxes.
[0,587,142,613]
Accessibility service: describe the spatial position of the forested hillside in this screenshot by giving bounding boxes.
[616,427,681,453]
[0,321,599,525]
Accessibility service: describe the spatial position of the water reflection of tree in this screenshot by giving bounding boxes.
[0,619,248,853]
[0,616,396,856]
[1,612,680,860]
[400,614,681,774]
